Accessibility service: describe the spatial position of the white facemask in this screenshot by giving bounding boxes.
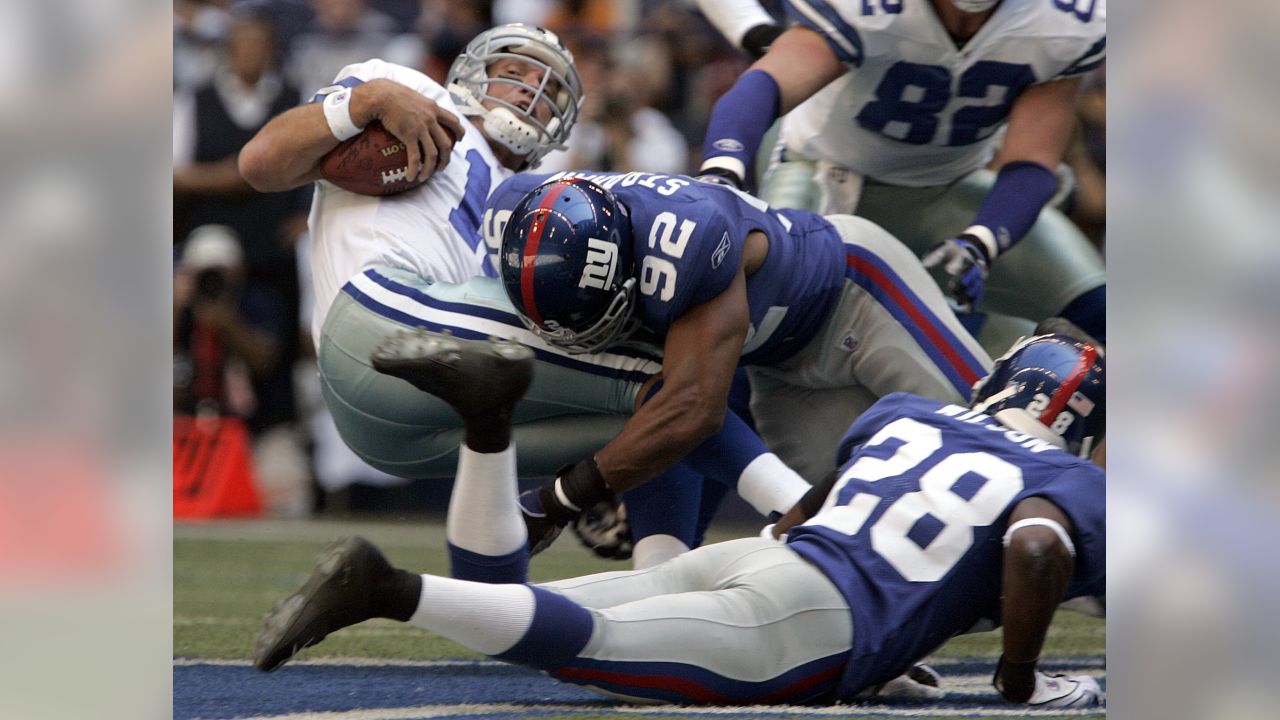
[951,0,1001,12]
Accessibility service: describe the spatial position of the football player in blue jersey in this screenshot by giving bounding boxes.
[254,332,1105,709]
[235,24,816,569]
[693,0,1107,355]
[462,171,990,556]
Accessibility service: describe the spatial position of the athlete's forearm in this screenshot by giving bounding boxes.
[699,26,843,184]
[238,80,391,192]
[997,499,1075,701]
[238,102,341,192]
[595,273,750,492]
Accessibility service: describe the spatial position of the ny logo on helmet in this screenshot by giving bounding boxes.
[578,237,618,290]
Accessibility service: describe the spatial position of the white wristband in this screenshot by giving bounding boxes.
[963,224,1000,261]
[1003,517,1076,557]
[323,88,364,141]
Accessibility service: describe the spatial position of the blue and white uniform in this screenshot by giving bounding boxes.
[480,393,1104,703]
[307,60,661,479]
[787,392,1105,697]
[781,0,1106,186]
[754,0,1107,354]
[307,59,509,345]
[486,171,991,481]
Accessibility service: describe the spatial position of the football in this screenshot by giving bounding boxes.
[320,122,423,196]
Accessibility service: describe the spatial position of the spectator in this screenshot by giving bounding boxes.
[285,0,422,99]
[415,0,491,81]
[173,225,282,421]
[174,225,312,515]
[173,10,307,435]
[175,0,233,91]
[539,49,688,174]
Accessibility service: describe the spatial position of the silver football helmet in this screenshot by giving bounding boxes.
[446,24,584,168]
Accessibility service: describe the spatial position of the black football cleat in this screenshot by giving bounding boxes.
[253,536,394,672]
[371,329,535,420]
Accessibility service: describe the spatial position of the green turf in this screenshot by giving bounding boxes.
[175,517,1105,662]
[175,516,1105,720]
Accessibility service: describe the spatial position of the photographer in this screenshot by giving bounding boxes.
[173,225,281,420]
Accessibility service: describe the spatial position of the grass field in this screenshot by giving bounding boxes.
[174,517,1105,720]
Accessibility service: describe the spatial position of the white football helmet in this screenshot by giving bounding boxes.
[446,24,584,168]
[952,0,1001,12]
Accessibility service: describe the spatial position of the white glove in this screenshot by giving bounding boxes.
[921,234,991,312]
[1026,671,1103,708]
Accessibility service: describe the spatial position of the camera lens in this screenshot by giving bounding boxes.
[195,269,228,300]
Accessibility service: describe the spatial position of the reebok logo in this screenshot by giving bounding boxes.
[711,232,731,269]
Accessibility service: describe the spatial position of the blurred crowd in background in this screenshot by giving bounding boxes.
[172,0,1107,517]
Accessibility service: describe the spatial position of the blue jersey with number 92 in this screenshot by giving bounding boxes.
[785,392,1105,700]
[484,170,847,365]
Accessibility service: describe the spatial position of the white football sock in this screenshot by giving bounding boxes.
[406,575,535,655]
[446,444,525,556]
[737,453,811,516]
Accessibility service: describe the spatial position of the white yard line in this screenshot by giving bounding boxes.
[201,701,1105,720]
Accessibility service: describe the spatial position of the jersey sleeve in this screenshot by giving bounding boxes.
[1051,1,1106,79]
[308,59,380,103]
[308,58,454,105]
[782,0,865,66]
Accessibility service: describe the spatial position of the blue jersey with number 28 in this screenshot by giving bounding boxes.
[486,170,846,365]
[785,392,1105,700]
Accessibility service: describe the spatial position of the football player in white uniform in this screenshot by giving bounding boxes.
[240,25,826,569]
[695,0,1107,355]
[237,24,654,477]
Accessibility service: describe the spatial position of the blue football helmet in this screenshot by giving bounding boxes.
[970,334,1105,457]
[500,178,638,354]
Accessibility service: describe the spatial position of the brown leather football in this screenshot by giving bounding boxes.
[319,122,424,196]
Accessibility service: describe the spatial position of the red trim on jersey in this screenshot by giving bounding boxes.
[520,181,572,326]
[847,254,983,387]
[1039,344,1098,426]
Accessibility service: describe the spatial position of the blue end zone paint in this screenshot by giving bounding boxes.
[174,661,605,719]
[174,657,1104,720]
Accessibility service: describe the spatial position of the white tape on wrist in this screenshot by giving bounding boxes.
[323,88,364,141]
[699,156,747,185]
[964,225,1000,261]
[553,477,581,513]
[1003,517,1076,557]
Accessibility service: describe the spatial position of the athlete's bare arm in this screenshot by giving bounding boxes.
[239,79,464,192]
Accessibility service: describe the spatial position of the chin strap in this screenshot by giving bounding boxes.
[448,82,555,163]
